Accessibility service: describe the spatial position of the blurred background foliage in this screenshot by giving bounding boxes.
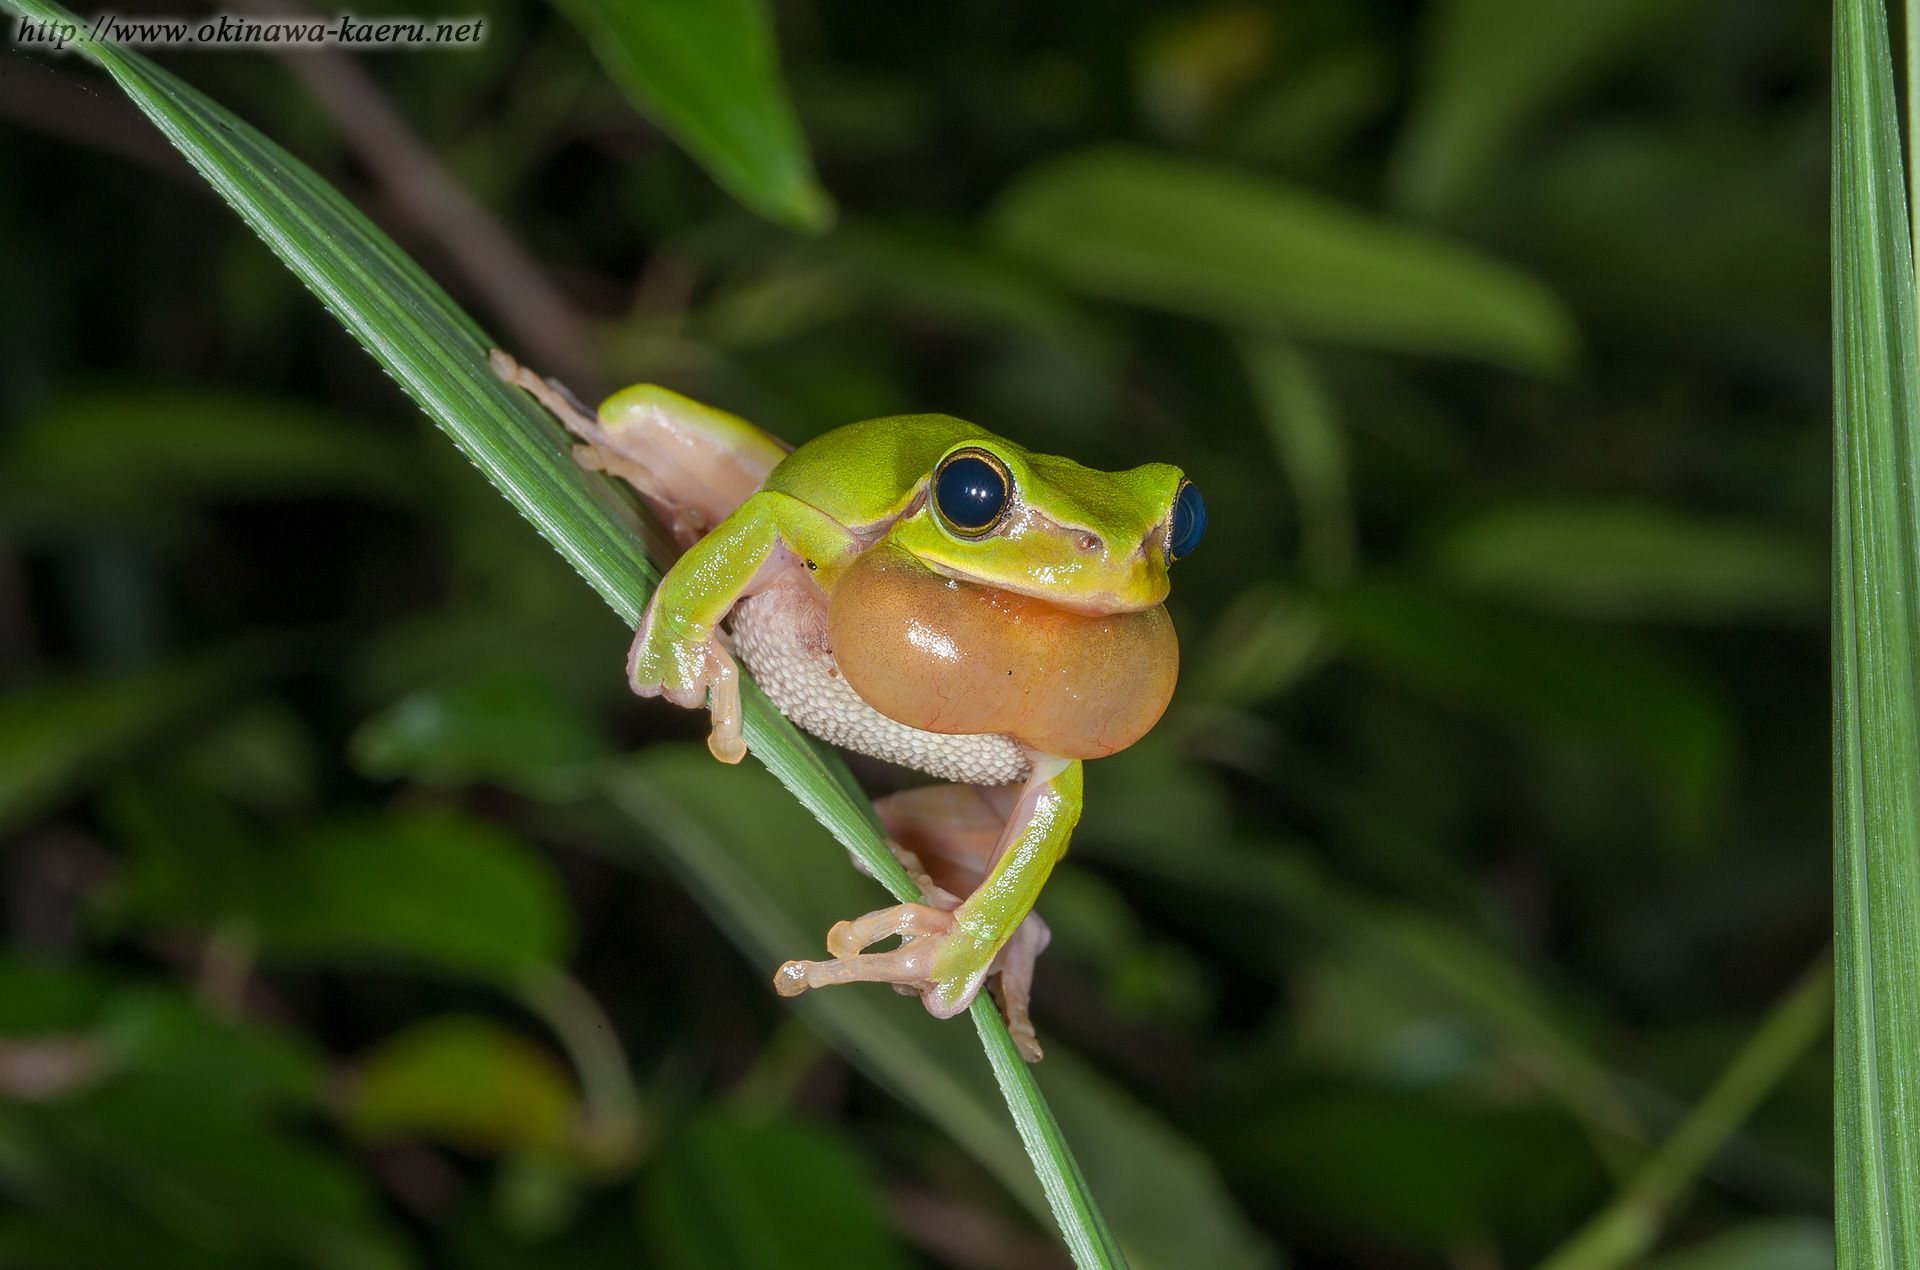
[0,0,1834,1267]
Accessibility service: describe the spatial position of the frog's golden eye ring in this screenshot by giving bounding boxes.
[1168,479,1207,561]
[932,447,1012,538]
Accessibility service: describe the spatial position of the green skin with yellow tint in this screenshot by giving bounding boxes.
[492,352,1191,1055]
[628,413,1187,1032]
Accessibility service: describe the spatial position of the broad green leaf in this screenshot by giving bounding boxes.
[344,1015,576,1155]
[606,748,1278,1270]
[0,649,271,837]
[642,1111,909,1270]
[51,1076,408,1270]
[350,668,611,800]
[1320,584,1733,839]
[0,387,412,532]
[1435,502,1825,624]
[550,0,834,233]
[0,5,1120,1258]
[1389,0,1686,218]
[261,813,572,979]
[101,773,276,931]
[825,223,1114,362]
[988,146,1576,373]
[1832,0,1920,1263]
[93,991,324,1115]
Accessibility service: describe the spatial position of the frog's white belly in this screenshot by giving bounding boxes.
[729,581,1031,787]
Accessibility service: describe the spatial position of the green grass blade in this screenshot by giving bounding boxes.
[601,754,1044,1208]
[1535,952,1833,1270]
[1908,0,1919,270]
[1833,0,1920,1264]
[970,998,1128,1269]
[605,750,1272,1270]
[0,7,1124,1262]
[9,13,656,626]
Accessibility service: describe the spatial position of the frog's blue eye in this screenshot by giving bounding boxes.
[1169,480,1207,561]
[933,449,1011,536]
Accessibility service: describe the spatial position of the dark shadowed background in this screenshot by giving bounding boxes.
[0,1,1835,1268]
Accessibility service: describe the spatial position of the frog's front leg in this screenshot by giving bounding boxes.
[631,491,859,762]
[774,757,1081,1059]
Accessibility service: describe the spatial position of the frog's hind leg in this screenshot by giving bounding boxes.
[873,783,1019,899]
[873,782,1053,1057]
[489,349,599,435]
[490,347,788,550]
[988,911,1051,1062]
[777,780,1057,1061]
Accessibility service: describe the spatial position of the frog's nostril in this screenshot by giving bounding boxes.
[1076,532,1101,553]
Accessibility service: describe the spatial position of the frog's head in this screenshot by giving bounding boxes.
[888,437,1206,615]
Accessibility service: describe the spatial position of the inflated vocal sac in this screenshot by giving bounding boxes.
[827,542,1178,760]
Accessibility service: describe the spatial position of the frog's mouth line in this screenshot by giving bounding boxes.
[866,487,1172,617]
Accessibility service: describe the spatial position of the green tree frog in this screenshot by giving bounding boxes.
[493,351,1206,1061]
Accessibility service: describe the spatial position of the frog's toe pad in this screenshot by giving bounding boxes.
[826,903,951,958]
[773,904,955,1001]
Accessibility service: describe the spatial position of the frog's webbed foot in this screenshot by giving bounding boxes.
[772,902,958,1007]
[626,601,745,764]
[777,766,1077,1060]
[772,901,1051,1059]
